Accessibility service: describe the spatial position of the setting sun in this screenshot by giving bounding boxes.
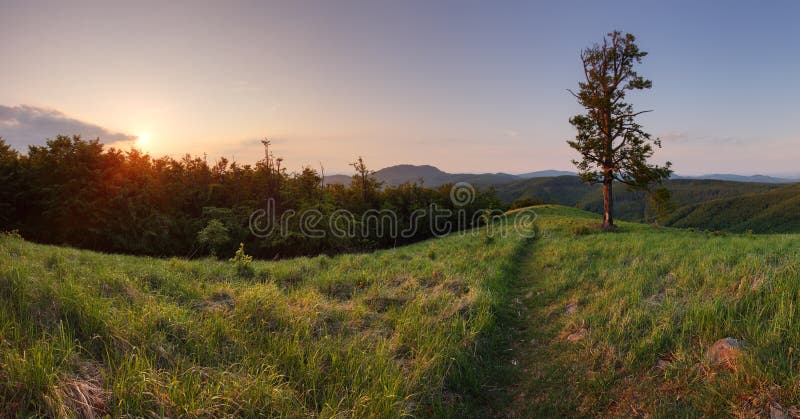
[135,133,151,151]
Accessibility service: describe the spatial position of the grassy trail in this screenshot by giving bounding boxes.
[497,206,800,417]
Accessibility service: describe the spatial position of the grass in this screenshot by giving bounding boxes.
[4,204,800,416]
[504,206,800,416]
[0,222,534,417]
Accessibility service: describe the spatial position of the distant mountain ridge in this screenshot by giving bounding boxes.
[324,164,524,187]
[671,174,798,183]
[321,164,800,233]
[322,164,798,187]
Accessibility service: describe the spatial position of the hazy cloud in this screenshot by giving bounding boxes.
[659,131,753,145]
[229,81,264,93]
[0,104,135,149]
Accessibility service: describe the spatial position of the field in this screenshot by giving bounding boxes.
[505,206,800,416]
[3,206,800,417]
[0,223,533,417]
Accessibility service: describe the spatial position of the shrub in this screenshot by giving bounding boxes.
[511,197,546,210]
[197,220,231,257]
[571,223,596,236]
[229,243,254,278]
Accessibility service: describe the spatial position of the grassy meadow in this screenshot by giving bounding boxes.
[3,205,800,417]
[0,223,533,417]
[505,206,800,416]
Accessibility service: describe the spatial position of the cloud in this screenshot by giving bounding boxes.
[0,104,135,150]
[658,131,753,145]
[229,81,264,93]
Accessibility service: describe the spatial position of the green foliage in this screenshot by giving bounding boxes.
[648,187,675,224]
[0,139,21,230]
[229,242,254,278]
[1,137,499,258]
[567,31,672,227]
[197,219,231,256]
[510,196,546,210]
[665,183,800,233]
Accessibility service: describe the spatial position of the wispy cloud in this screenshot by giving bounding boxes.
[229,81,264,93]
[0,105,135,149]
[658,131,754,145]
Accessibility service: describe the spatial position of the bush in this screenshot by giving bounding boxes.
[197,220,231,257]
[511,197,546,210]
[230,243,254,278]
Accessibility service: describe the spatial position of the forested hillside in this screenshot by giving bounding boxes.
[495,176,791,226]
[665,184,800,233]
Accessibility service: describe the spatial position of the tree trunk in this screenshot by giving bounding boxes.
[601,173,614,230]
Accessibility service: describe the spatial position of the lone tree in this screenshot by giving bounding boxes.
[350,156,372,202]
[568,31,672,230]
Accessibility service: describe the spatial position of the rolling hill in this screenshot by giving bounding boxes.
[323,164,798,187]
[0,222,533,416]
[324,166,800,232]
[502,206,800,416]
[495,176,793,226]
[4,207,800,416]
[665,183,800,233]
[672,174,799,183]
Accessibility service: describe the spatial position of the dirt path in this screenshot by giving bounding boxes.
[490,241,597,418]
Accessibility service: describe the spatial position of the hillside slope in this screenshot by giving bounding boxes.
[4,206,800,416]
[496,177,786,223]
[0,226,533,417]
[497,206,800,416]
[665,183,800,233]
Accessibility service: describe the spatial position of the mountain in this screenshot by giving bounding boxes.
[373,164,452,186]
[323,164,520,187]
[671,174,798,183]
[322,174,352,185]
[374,164,521,187]
[516,170,576,179]
[322,165,800,208]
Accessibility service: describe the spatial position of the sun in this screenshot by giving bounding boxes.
[135,133,152,151]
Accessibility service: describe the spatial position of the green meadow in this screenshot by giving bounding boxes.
[506,206,800,417]
[3,206,800,416]
[0,220,532,417]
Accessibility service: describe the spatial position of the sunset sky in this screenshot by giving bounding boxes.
[1,0,798,176]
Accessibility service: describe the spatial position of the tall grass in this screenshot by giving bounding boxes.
[0,222,533,417]
[509,205,800,416]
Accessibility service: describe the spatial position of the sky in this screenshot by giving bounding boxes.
[1,0,798,176]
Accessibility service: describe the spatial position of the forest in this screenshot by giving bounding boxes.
[0,136,499,259]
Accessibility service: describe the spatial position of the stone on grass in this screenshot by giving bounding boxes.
[705,337,745,368]
[564,302,578,314]
[566,327,589,342]
[768,401,793,419]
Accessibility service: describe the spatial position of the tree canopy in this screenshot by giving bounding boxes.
[567,31,672,229]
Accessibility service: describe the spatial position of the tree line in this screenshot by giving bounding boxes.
[0,136,500,259]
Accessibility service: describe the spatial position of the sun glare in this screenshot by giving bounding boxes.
[135,133,152,151]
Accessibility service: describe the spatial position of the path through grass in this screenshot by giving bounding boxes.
[501,206,800,417]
